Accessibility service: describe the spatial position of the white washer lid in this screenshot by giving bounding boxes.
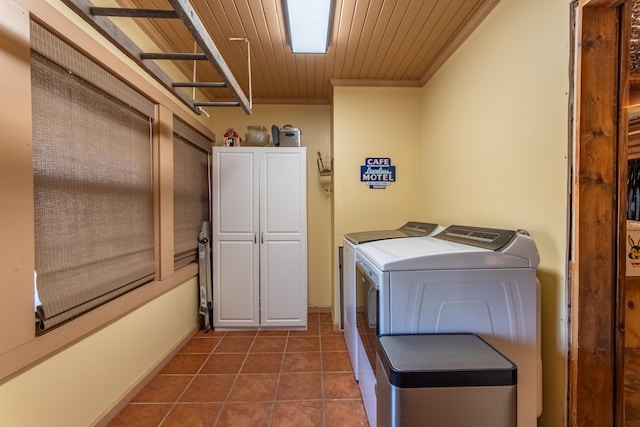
[344,222,442,245]
[357,233,539,271]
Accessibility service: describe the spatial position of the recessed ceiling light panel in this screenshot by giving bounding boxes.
[283,0,333,54]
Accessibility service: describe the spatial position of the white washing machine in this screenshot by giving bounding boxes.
[355,225,541,427]
[342,222,442,381]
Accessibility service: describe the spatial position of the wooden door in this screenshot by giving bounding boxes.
[571,1,630,426]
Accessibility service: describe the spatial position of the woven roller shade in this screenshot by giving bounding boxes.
[31,38,155,331]
[30,21,154,118]
[173,121,211,270]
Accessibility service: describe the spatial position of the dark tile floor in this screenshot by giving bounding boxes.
[107,313,369,427]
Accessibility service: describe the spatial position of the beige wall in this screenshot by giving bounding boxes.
[0,278,198,427]
[419,0,570,425]
[332,86,422,242]
[332,85,423,323]
[208,105,333,308]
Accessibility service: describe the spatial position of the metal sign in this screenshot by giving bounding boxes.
[360,157,396,189]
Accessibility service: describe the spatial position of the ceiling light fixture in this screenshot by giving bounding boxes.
[283,0,334,54]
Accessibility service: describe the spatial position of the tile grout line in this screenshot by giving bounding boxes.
[115,313,364,427]
[266,330,289,427]
[318,319,328,427]
[214,331,259,427]
[156,330,227,427]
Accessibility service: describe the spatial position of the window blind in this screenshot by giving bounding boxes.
[31,23,155,332]
[173,119,211,270]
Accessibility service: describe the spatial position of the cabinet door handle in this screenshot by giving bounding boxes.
[254,232,257,244]
[261,231,264,244]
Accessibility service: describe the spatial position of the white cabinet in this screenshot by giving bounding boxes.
[212,147,307,329]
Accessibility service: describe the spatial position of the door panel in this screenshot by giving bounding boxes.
[217,151,257,234]
[262,150,304,234]
[212,149,260,327]
[217,240,258,324]
[261,148,307,327]
[261,240,304,325]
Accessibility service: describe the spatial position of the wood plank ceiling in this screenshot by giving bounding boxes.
[113,0,499,106]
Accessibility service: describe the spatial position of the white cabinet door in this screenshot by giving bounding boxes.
[260,148,307,328]
[212,147,307,329]
[212,148,260,328]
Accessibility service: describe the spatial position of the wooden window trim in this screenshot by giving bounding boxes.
[0,264,197,381]
[0,0,212,382]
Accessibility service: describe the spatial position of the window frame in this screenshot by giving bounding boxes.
[173,121,212,271]
[0,1,214,382]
